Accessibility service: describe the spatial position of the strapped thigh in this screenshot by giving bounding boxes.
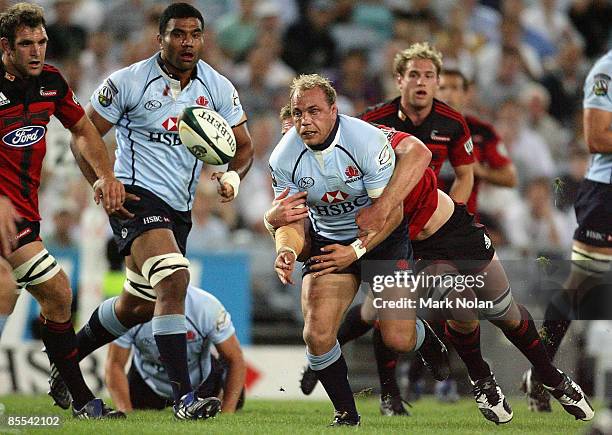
[141,253,190,288]
[12,249,61,290]
[124,268,156,301]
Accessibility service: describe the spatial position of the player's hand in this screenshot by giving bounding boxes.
[211,172,235,203]
[108,192,140,219]
[94,175,126,214]
[275,250,297,285]
[356,201,388,249]
[0,196,20,257]
[310,244,357,277]
[266,188,309,228]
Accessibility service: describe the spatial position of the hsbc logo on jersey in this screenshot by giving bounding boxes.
[315,194,369,216]
[162,117,179,131]
[2,126,45,147]
[321,190,349,203]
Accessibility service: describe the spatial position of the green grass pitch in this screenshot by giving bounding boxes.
[0,395,595,434]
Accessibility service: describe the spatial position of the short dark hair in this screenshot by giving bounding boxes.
[0,2,46,47]
[441,69,469,91]
[159,3,204,35]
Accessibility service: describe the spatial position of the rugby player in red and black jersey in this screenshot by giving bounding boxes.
[437,69,517,216]
[271,109,594,424]
[0,3,128,419]
[358,43,474,240]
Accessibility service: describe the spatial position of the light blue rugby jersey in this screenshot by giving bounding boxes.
[114,286,235,399]
[269,115,395,240]
[583,49,612,185]
[90,53,245,211]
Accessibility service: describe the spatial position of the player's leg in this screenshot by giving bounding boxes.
[481,256,594,421]
[75,256,155,360]
[8,241,111,415]
[543,241,611,359]
[0,257,18,337]
[302,272,361,426]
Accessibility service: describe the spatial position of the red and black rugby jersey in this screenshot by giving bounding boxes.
[464,115,512,214]
[376,125,439,238]
[0,63,84,221]
[361,97,474,177]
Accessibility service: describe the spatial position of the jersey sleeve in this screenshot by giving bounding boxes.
[583,60,612,111]
[481,128,511,169]
[202,296,236,344]
[361,128,395,198]
[54,72,85,129]
[211,74,245,127]
[449,116,475,167]
[113,327,136,349]
[90,68,130,124]
[268,144,300,198]
[376,125,411,150]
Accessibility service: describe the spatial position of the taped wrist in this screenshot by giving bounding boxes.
[351,239,367,259]
[275,226,304,258]
[263,212,276,237]
[220,171,241,199]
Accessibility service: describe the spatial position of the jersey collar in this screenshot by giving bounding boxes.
[155,53,198,98]
[306,115,340,155]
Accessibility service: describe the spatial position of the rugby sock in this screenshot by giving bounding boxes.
[445,322,491,381]
[308,341,358,418]
[372,328,401,398]
[0,315,7,337]
[152,314,192,401]
[337,304,372,346]
[541,302,571,360]
[501,304,563,387]
[76,297,129,360]
[40,315,95,409]
[407,356,425,385]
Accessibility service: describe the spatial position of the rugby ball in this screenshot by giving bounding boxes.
[178,106,236,165]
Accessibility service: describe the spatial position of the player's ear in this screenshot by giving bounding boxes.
[0,37,12,54]
[156,33,163,49]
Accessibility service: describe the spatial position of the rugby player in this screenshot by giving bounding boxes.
[269,75,449,426]
[523,49,612,424]
[105,285,246,414]
[272,107,594,424]
[48,3,254,420]
[0,3,127,418]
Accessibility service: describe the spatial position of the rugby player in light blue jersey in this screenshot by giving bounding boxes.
[105,285,245,414]
[524,50,612,422]
[269,74,449,426]
[50,3,253,421]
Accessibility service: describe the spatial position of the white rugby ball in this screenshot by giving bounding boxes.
[178,106,236,165]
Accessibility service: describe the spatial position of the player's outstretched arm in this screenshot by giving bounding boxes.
[69,112,126,214]
[448,163,474,203]
[105,343,133,413]
[215,334,246,413]
[211,121,255,203]
[274,220,305,285]
[584,108,612,153]
[357,136,430,246]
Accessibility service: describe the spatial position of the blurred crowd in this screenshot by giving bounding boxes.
[16,0,611,321]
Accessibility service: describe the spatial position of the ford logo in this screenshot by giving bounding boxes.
[2,126,46,148]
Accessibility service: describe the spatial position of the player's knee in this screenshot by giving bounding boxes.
[448,319,478,334]
[303,324,336,353]
[155,269,189,302]
[382,329,416,353]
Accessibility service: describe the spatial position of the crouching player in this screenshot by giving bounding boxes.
[105,285,246,414]
[268,74,449,426]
